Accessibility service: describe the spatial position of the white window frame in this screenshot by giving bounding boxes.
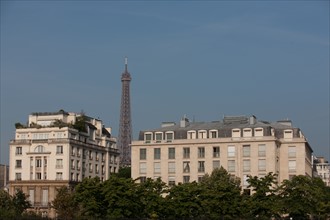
[144,132,153,144]
[187,130,196,139]
[243,128,252,137]
[165,131,174,142]
[254,128,263,137]
[198,130,207,139]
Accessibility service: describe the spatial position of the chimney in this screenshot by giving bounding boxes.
[180,115,189,128]
[249,115,257,125]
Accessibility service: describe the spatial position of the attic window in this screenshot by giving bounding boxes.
[187,130,196,139]
[198,130,207,139]
[209,130,218,138]
[144,133,152,143]
[254,128,263,137]
[155,132,163,143]
[284,130,293,139]
[165,132,174,142]
[232,129,241,138]
[243,128,252,137]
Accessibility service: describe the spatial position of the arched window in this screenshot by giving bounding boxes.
[34,145,44,153]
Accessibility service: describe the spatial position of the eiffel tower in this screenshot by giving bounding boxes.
[118,57,132,166]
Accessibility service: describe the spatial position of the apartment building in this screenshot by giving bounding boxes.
[314,156,330,186]
[131,115,313,190]
[9,110,119,218]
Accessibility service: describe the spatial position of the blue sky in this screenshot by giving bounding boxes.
[1,1,329,165]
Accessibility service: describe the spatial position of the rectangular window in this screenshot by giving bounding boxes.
[183,176,190,183]
[154,162,161,173]
[210,130,217,138]
[56,172,63,180]
[139,162,146,174]
[213,146,220,158]
[89,163,93,172]
[243,174,249,186]
[166,132,173,142]
[243,145,250,157]
[198,147,205,158]
[29,189,34,205]
[288,146,296,158]
[36,158,42,167]
[41,189,48,206]
[145,133,152,143]
[140,176,147,183]
[228,146,235,157]
[140,148,147,160]
[15,173,22,181]
[56,145,63,154]
[16,147,22,155]
[198,161,205,172]
[168,176,175,186]
[56,159,63,169]
[183,161,190,173]
[258,159,266,171]
[154,148,161,160]
[258,144,266,157]
[198,176,204,183]
[289,160,296,172]
[168,148,175,159]
[183,147,190,159]
[228,160,235,172]
[243,160,250,172]
[36,172,42,180]
[155,133,162,143]
[168,162,176,173]
[213,160,220,169]
[15,160,22,168]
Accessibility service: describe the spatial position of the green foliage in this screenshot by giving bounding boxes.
[245,173,281,219]
[73,115,87,132]
[116,166,131,179]
[12,190,31,215]
[165,181,204,219]
[15,122,26,129]
[74,177,105,218]
[0,189,31,219]
[102,175,141,219]
[279,175,329,219]
[50,169,330,219]
[52,186,79,220]
[199,167,242,219]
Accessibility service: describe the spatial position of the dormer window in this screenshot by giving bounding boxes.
[209,130,218,138]
[284,130,293,139]
[243,128,252,137]
[187,130,196,139]
[198,130,207,139]
[144,133,152,143]
[155,132,163,143]
[232,129,241,138]
[165,131,174,142]
[254,128,263,137]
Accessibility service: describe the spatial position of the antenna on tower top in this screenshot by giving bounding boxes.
[124,56,128,72]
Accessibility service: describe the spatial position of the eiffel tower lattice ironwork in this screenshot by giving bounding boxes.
[118,57,132,166]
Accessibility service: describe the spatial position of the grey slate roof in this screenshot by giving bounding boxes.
[138,115,300,140]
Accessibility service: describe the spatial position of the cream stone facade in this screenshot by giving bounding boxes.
[9,110,119,218]
[131,115,313,191]
[314,156,330,186]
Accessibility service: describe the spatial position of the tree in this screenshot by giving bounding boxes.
[12,189,31,216]
[52,186,79,220]
[164,181,204,219]
[102,175,142,219]
[0,190,16,219]
[199,167,242,219]
[116,166,131,179]
[137,177,167,219]
[74,177,105,218]
[279,175,325,219]
[245,173,281,219]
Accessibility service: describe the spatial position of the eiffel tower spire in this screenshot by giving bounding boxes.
[118,57,132,166]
